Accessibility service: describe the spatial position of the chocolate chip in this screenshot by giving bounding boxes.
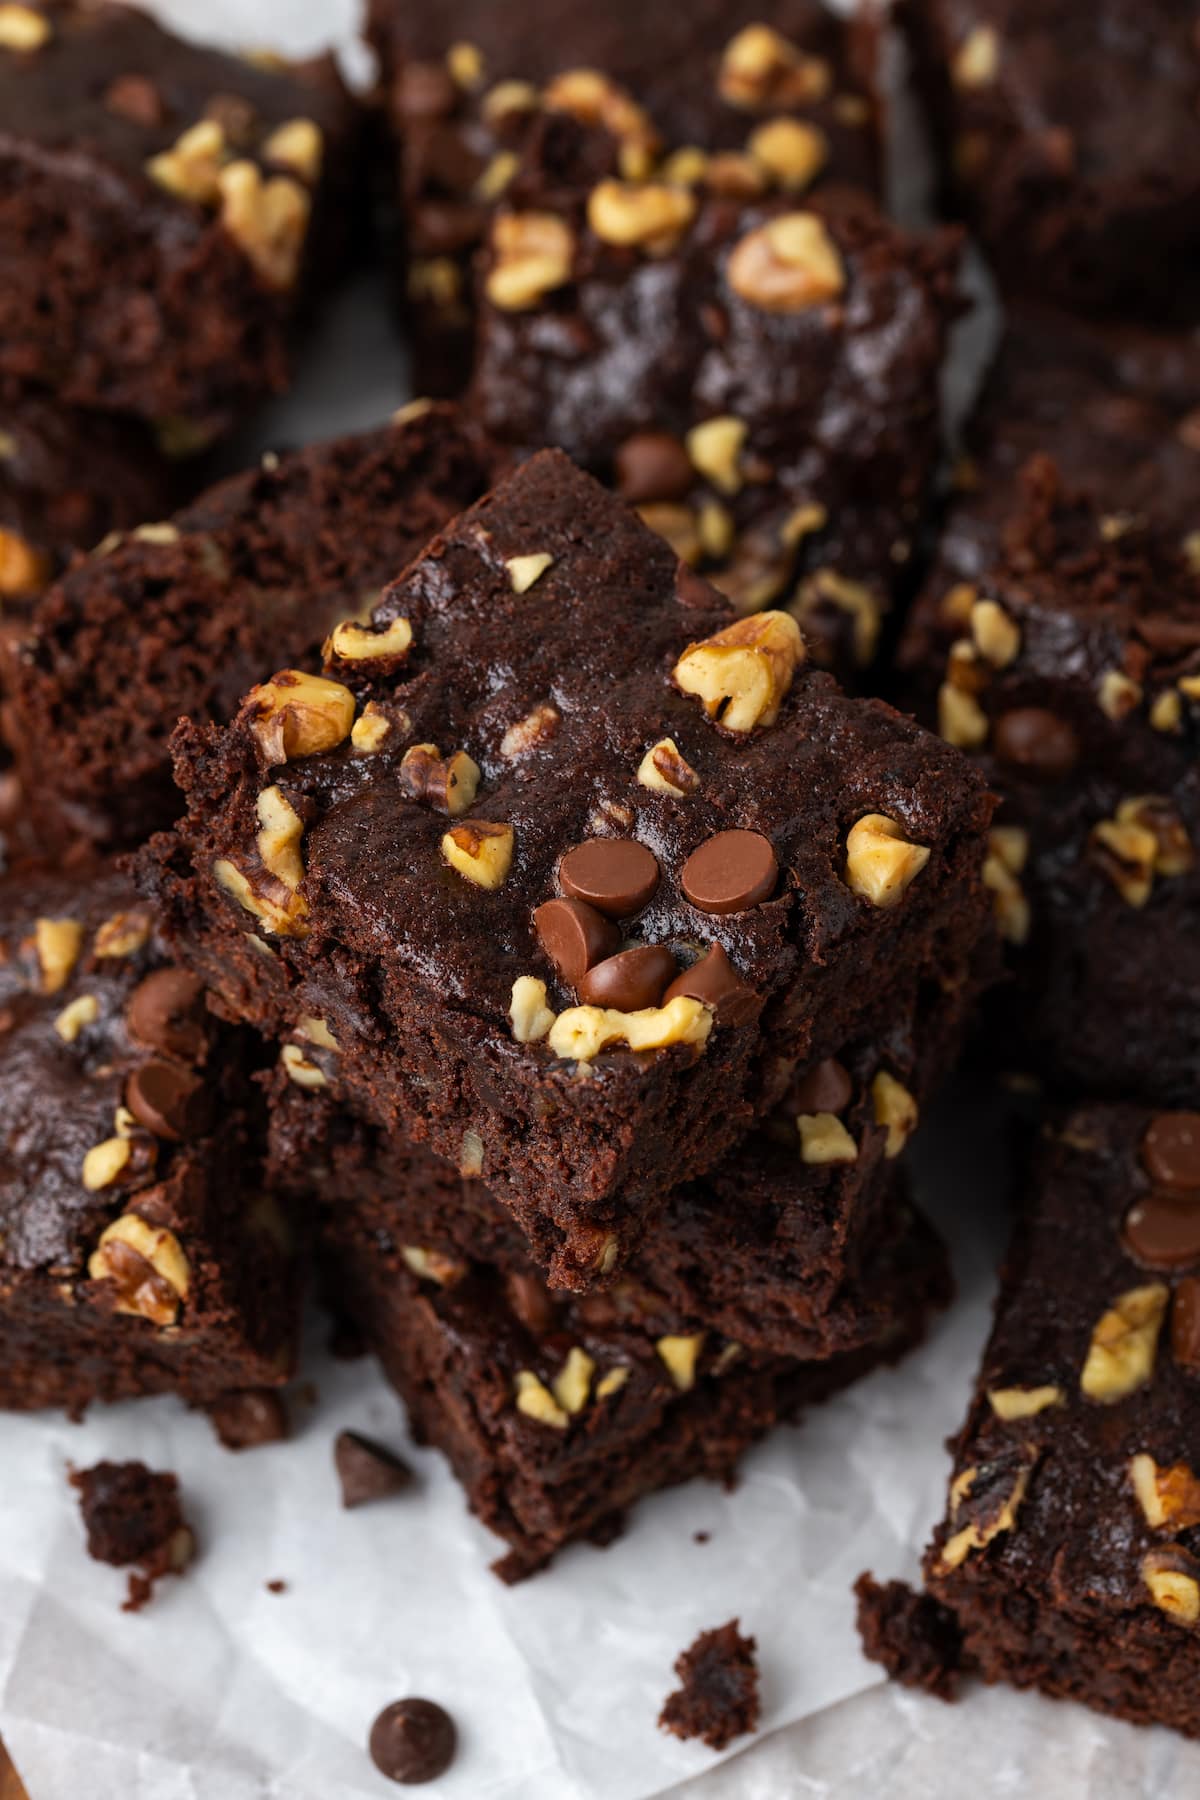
[103,73,167,127]
[207,1389,289,1452]
[125,967,209,1063]
[1172,1276,1200,1371]
[578,944,677,1011]
[533,897,621,985]
[1123,1192,1200,1270]
[1142,1113,1200,1190]
[614,431,694,505]
[1133,613,1200,655]
[664,943,758,1026]
[991,708,1079,779]
[791,1057,853,1115]
[505,1269,557,1335]
[335,1430,413,1508]
[125,1060,206,1141]
[681,830,777,914]
[559,838,660,917]
[369,1699,456,1785]
[675,562,718,610]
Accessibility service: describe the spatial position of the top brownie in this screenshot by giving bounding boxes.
[900,0,1200,316]
[0,1,360,439]
[152,452,993,1288]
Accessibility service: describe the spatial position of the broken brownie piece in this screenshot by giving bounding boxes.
[71,1458,195,1611]
[854,1573,970,1702]
[659,1620,760,1751]
[151,450,993,1287]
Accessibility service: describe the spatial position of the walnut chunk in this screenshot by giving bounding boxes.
[595,1366,630,1399]
[1130,1453,1200,1530]
[296,1014,337,1049]
[952,24,999,88]
[1143,1548,1200,1626]
[256,785,306,891]
[586,178,696,252]
[481,78,539,125]
[797,1112,858,1164]
[1090,815,1158,908]
[245,668,355,762]
[685,416,747,495]
[1080,1283,1168,1402]
[509,976,556,1044]
[845,814,930,908]
[790,568,881,668]
[935,1449,1034,1573]
[547,996,712,1062]
[970,599,1020,668]
[217,162,311,289]
[656,1332,705,1391]
[486,212,575,310]
[54,993,99,1042]
[261,117,323,183]
[871,1071,918,1158]
[506,551,554,593]
[94,911,152,959]
[514,1369,569,1429]
[718,24,830,110]
[212,856,309,938]
[400,743,481,816]
[748,117,828,191]
[81,1136,133,1191]
[145,120,227,204]
[673,610,804,732]
[987,1385,1063,1420]
[982,833,1031,945]
[1116,795,1193,878]
[402,1245,467,1287]
[88,1213,190,1326]
[726,213,844,313]
[637,503,702,566]
[500,703,560,758]
[552,1346,596,1415]
[325,615,412,666]
[441,820,514,889]
[446,39,484,88]
[0,2,49,47]
[1098,669,1143,722]
[543,68,659,163]
[938,680,989,749]
[35,917,83,993]
[281,1042,327,1090]
[0,525,50,595]
[351,702,391,753]
[637,737,700,797]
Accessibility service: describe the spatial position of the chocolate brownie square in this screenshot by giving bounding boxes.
[0,1,362,440]
[469,140,961,680]
[9,403,499,849]
[917,1106,1200,1739]
[369,0,882,393]
[150,450,994,1287]
[902,457,1200,1101]
[0,859,298,1417]
[899,0,1200,317]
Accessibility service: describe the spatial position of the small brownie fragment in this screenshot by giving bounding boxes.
[659,1620,760,1751]
[71,1460,194,1612]
[207,1388,289,1451]
[368,1698,456,1785]
[335,1430,414,1508]
[854,1573,970,1701]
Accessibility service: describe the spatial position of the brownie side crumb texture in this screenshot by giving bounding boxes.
[854,1573,971,1702]
[12,404,499,850]
[659,1620,760,1751]
[0,2,363,435]
[71,1459,194,1611]
[150,449,994,1288]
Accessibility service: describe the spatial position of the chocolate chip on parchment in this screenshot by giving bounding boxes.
[335,1430,414,1509]
[368,1698,457,1785]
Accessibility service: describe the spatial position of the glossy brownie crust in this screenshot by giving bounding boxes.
[899,0,1200,316]
[0,860,296,1417]
[321,1188,950,1581]
[0,2,360,436]
[152,451,993,1287]
[922,1106,1200,1738]
[11,404,498,849]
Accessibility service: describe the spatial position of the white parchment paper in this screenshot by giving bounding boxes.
[3,4,1200,1795]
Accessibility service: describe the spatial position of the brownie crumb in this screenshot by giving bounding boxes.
[266,1579,288,1594]
[70,1461,194,1612]
[854,1573,971,1702]
[335,1429,413,1509]
[659,1619,760,1751]
[206,1388,289,1451]
[693,1531,711,1545]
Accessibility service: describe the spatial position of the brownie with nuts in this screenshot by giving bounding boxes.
[369,0,882,394]
[10,403,499,850]
[150,450,994,1288]
[0,2,361,441]
[899,0,1200,317]
[470,138,961,679]
[902,458,1200,1101]
[318,1157,950,1581]
[0,859,298,1417]
[911,1106,1200,1740]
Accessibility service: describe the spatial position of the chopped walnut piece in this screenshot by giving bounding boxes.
[351,703,391,754]
[543,68,659,165]
[547,996,712,1062]
[1129,1454,1200,1530]
[94,911,152,958]
[1116,796,1193,878]
[0,2,50,48]
[509,976,556,1044]
[400,743,481,816]
[54,993,99,1042]
[0,525,50,595]
[871,1071,918,1157]
[637,738,700,796]
[500,703,560,757]
[726,213,844,313]
[217,162,311,289]
[402,1245,466,1287]
[281,1042,327,1090]
[970,599,1020,669]
[34,917,83,993]
[1151,690,1184,734]
[638,503,702,565]
[261,117,323,182]
[656,1332,705,1391]
[297,1014,337,1050]
[552,1346,596,1415]
[685,416,747,495]
[245,669,355,762]
[212,856,308,937]
[256,786,305,891]
[514,1369,569,1429]
[1143,1548,1200,1626]
[938,680,989,749]
[146,119,227,203]
[673,610,804,732]
[81,1136,133,1191]
[506,551,554,593]
[88,1214,190,1326]
[719,23,830,110]
[441,820,514,889]
[987,1385,1063,1420]
[1080,1283,1168,1402]
[587,178,697,252]
[935,1449,1035,1573]
[446,39,484,88]
[486,212,575,310]
[325,616,413,664]
[1090,815,1158,908]
[595,1366,630,1400]
[791,568,881,668]
[1097,669,1143,721]
[845,814,930,908]
[952,24,999,87]
[797,1112,858,1164]
[982,833,1031,945]
[748,117,828,191]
